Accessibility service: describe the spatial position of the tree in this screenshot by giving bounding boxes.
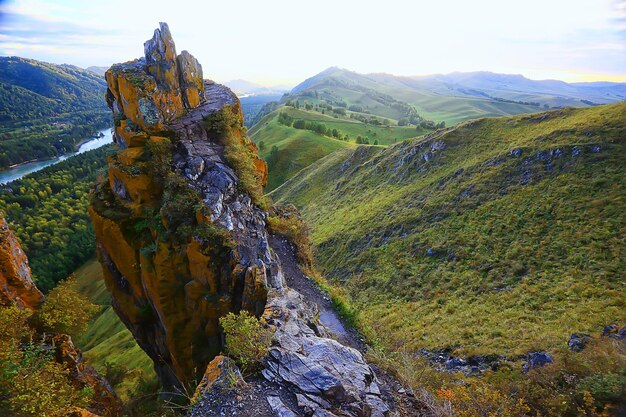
[35,276,99,336]
[258,141,265,151]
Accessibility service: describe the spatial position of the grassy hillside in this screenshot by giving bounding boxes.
[0,57,109,169]
[250,104,431,190]
[272,102,626,356]
[289,68,625,126]
[72,259,155,402]
[250,68,624,192]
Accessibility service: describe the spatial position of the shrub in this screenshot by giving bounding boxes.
[268,204,313,271]
[442,379,530,417]
[2,344,92,417]
[219,311,274,373]
[0,306,93,417]
[35,276,99,336]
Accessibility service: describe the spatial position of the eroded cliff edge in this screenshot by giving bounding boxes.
[89,22,277,389]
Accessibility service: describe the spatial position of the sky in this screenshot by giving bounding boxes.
[0,0,624,86]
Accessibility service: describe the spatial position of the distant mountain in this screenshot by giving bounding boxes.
[289,67,626,125]
[225,79,290,96]
[0,57,108,121]
[0,56,109,168]
[86,65,108,76]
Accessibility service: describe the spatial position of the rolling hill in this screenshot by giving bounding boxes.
[271,102,626,357]
[249,68,625,193]
[289,67,626,125]
[249,103,431,190]
[0,57,110,169]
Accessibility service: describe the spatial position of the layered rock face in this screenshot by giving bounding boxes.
[90,23,276,388]
[0,215,44,309]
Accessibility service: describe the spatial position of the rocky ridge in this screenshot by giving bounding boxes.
[90,23,397,416]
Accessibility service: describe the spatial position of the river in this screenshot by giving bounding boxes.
[0,128,113,185]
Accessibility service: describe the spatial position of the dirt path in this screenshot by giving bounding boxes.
[269,235,423,417]
[270,235,367,351]
[193,235,423,417]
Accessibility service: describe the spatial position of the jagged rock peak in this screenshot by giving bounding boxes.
[104,22,204,133]
[144,22,180,91]
[92,24,274,389]
[0,215,43,310]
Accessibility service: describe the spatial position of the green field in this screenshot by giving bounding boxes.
[272,102,626,356]
[73,259,155,401]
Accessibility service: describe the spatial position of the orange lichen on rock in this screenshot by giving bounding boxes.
[91,23,282,391]
[50,333,122,417]
[0,215,44,310]
[192,356,243,402]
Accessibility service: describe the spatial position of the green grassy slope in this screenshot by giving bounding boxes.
[250,106,428,190]
[290,68,626,126]
[72,259,155,401]
[272,102,626,356]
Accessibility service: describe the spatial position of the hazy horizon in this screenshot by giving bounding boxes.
[1,0,625,85]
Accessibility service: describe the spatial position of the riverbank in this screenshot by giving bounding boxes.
[0,127,113,185]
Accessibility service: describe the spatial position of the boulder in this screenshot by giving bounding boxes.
[266,396,298,417]
[192,356,243,402]
[568,333,591,352]
[262,289,390,417]
[524,352,553,371]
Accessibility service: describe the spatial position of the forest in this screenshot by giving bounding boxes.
[0,146,111,291]
[0,57,110,169]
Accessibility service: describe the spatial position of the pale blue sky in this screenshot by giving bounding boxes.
[0,0,624,85]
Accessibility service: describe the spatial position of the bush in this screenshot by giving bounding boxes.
[268,204,313,271]
[35,276,99,336]
[0,306,93,416]
[2,344,92,417]
[440,379,530,417]
[219,311,274,373]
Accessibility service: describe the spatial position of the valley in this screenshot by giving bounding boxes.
[0,57,110,170]
[272,102,626,356]
[0,14,624,417]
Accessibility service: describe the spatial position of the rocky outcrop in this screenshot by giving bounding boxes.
[48,333,122,417]
[92,23,396,416]
[0,214,120,416]
[0,215,44,310]
[91,23,274,389]
[262,289,390,417]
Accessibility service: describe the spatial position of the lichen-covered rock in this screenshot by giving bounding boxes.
[49,333,122,417]
[105,22,204,133]
[192,355,243,402]
[91,24,280,389]
[144,22,180,91]
[0,215,43,310]
[177,50,204,108]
